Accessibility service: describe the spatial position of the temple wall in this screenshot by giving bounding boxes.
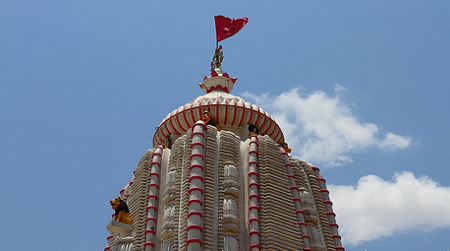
[257,135,304,250]
[106,124,343,251]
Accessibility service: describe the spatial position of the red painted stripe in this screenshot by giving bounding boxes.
[151,161,161,166]
[190,142,205,149]
[149,172,160,178]
[188,103,195,124]
[248,161,258,166]
[249,217,260,224]
[188,187,204,194]
[237,104,246,127]
[248,171,259,177]
[249,244,261,249]
[317,177,327,183]
[187,224,203,232]
[146,206,157,211]
[175,113,186,132]
[189,164,204,171]
[248,182,260,188]
[147,194,158,200]
[336,247,345,251]
[249,205,260,211]
[304,249,312,251]
[258,117,270,135]
[182,106,190,128]
[197,102,203,119]
[191,131,205,138]
[249,230,260,236]
[311,166,320,171]
[187,238,203,246]
[145,229,156,235]
[266,124,276,140]
[302,234,311,239]
[247,109,254,125]
[188,199,203,206]
[285,162,293,167]
[145,217,157,222]
[298,221,307,226]
[144,242,155,247]
[148,183,159,189]
[106,235,114,240]
[169,118,181,135]
[323,200,333,205]
[329,223,340,228]
[223,99,228,125]
[190,154,204,160]
[260,122,272,135]
[104,247,111,251]
[290,186,299,191]
[273,129,281,143]
[326,212,336,217]
[187,211,203,218]
[194,121,207,130]
[231,102,238,125]
[189,175,204,182]
[249,194,260,200]
[293,197,302,202]
[332,234,342,239]
[188,109,196,126]
[254,111,262,129]
[164,122,170,138]
[287,174,295,178]
[248,150,258,155]
[120,189,125,194]
[295,209,304,215]
[215,100,220,124]
[153,152,162,157]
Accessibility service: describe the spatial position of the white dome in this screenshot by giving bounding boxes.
[152,90,285,147]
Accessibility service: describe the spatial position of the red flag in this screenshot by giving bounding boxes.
[215,15,249,42]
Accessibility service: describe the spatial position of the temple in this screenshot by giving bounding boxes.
[104,53,345,251]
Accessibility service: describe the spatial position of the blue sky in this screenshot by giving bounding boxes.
[1,1,449,250]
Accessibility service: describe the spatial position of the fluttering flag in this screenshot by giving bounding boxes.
[215,15,249,42]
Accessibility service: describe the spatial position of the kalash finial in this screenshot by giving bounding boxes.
[199,45,237,94]
[199,16,248,94]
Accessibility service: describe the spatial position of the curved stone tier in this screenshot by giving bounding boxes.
[152,90,285,148]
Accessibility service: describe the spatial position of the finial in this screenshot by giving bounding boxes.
[210,45,223,72]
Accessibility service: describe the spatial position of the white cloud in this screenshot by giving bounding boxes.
[379,132,413,151]
[328,172,450,246]
[242,87,412,167]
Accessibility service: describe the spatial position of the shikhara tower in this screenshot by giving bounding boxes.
[104,57,345,251]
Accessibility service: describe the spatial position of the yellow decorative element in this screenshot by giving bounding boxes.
[164,135,172,149]
[202,110,221,131]
[280,142,292,153]
[110,197,131,225]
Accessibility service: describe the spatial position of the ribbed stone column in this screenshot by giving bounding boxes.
[187,121,207,250]
[144,146,164,251]
[280,148,312,251]
[248,136,261,251]
[310,166,345,251]
[104,233,113,251]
